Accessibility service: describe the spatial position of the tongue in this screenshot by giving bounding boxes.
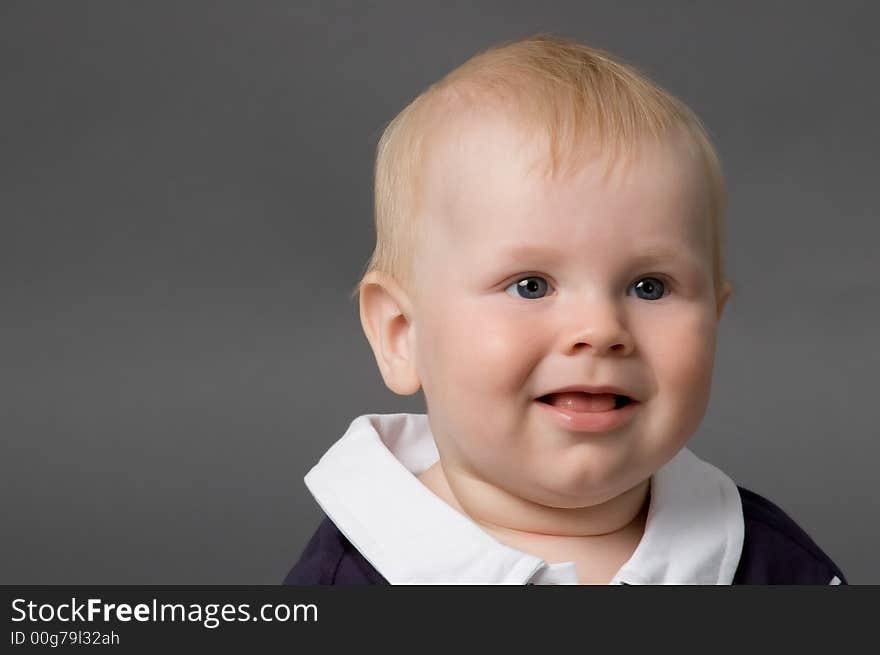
[544,392,617,412]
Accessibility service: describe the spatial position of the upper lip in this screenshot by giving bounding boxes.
[537,384,638,402]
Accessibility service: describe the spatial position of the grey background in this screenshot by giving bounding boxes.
[2,1,877,584]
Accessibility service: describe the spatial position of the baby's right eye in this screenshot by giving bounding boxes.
[504,276,552,300]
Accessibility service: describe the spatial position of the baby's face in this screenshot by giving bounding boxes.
[408,114,726,508]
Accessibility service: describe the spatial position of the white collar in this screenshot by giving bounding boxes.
[304,413,744,585]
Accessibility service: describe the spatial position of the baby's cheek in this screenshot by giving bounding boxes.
[422,310,534,432]
[416,307,491,396]
[470,315,542,389]
[662,317,718,422]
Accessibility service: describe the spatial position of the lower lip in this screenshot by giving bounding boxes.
[534,399,639,433]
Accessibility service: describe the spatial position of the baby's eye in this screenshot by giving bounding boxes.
[629,277,667,301]
[505,276,552,300]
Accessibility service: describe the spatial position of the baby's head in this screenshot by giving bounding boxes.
[356,34,733,525]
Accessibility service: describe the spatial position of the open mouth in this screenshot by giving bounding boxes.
[534,391,638,432]
[537,393,633,411]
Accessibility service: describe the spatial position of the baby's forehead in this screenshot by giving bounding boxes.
[417,111,708,235]
[420,107,552,183]
[406,122,715,296]
[417,113,566,229]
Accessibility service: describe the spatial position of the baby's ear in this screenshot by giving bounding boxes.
[716,279,733,320]
[358,272,421,395]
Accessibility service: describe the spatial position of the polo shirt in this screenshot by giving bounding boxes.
[284,414,847,585]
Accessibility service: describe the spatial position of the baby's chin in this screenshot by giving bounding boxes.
[501,460,654,509]
[517,483,632,510]
[471,474,652,538]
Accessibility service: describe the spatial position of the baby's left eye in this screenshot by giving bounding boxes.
[505,276,551,300]
[629,277,667,301]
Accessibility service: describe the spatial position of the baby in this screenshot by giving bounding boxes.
[284,34,846,584]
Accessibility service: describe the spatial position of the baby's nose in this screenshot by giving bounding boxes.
[562,304,634,357]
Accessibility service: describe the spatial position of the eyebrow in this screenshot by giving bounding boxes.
[496,244,566,261]
[628,246,703,268]
[496,243,704,270]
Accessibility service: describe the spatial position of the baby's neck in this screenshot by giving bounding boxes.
[417,461,651,538]
[417,463,649,583]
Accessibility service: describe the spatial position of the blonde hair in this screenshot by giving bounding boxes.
[352,33,729,300]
